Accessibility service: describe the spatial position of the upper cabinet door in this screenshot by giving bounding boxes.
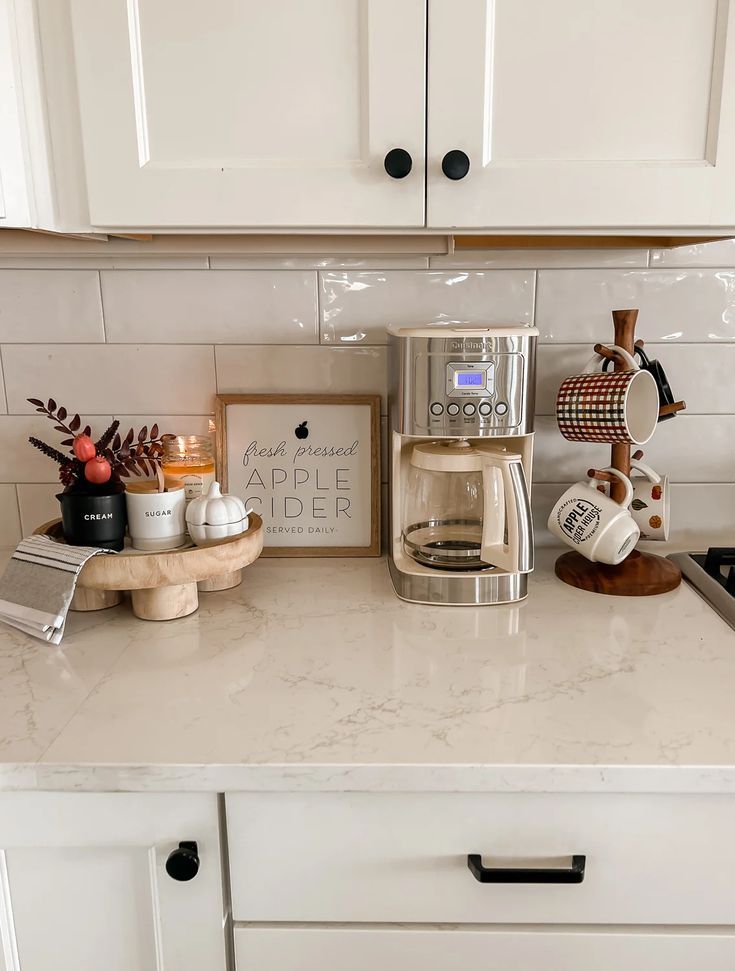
[70,0,426,229]
[0,1,30,227]
[428,0,735,230]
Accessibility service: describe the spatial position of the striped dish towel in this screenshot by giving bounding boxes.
[0,535,115,645]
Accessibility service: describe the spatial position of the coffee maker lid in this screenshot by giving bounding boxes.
[410,440,506,472]
[387,325,539,338]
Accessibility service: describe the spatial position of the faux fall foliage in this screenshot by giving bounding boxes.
[27,398,167,489]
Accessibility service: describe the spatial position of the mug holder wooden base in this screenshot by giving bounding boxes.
[555,550,681,597]
[554,309,683,598]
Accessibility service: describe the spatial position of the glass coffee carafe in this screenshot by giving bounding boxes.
[402,440,532,574]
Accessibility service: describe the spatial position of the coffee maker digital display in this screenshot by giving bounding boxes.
[455,371,485,388]
[388,326,538,606]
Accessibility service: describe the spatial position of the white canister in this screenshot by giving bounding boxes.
[124,482,187,551]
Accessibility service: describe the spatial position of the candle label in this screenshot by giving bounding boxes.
[178,470,216,502]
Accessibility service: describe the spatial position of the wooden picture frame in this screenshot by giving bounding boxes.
[215,394,381,557]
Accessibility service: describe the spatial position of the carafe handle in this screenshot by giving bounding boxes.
[480,451,534,574]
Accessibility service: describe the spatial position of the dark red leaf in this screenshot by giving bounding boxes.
[57,407,67,421]
[83,425,91,437]
[69,414,81,431]
[27,398,44,408]
[47,398,56,412]
[112,433,121,451]
[60,438,74,446]
[53,425,68,434]
[137,425,148,443]
[150,423,159,439]
[35,408,46,413]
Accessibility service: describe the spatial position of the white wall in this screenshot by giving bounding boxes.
[1,234,733,549]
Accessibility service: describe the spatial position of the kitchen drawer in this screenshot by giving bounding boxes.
[234,927,735,971]
[226,792,735,924]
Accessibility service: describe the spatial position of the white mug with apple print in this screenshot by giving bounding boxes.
[547,467,640,565]
[630,458,670,541]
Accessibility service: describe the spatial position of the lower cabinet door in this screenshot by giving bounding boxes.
[0,792,226,971]
[235,927,735,971]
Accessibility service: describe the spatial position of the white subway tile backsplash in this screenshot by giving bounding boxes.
[215,345,388,410]
[0,485,21,546]
[320,270,534,344]
[112,415,214,434]
[0,270,104,343]
[536,269,735,342]
[664,484,735,547]
[536,343,735,415]
[0,415,215,485]
[16,483,59,536]
[101,270,318,344]
[650,240,735,267]
[533,415,735,483]
[3,345,216,415]
[431,249,649,269]
[211,257,430,270]
[0,257,210,270]
[0,249,731,551]
[0,359,6,414]
[0,415,112,482]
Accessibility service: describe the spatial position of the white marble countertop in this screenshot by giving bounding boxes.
[0,550,734,794]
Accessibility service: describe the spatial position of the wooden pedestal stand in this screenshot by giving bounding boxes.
[35,514,263,620]
[555,309,683,597]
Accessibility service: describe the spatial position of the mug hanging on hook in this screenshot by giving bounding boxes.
[603,345,677,422]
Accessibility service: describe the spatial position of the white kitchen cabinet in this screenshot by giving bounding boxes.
[0,0,30,227]
[227,791,735,925]
[0,792,227,971]
[68,0,426,229]
[8,0,735,233]
[235,927,735,971]
[428,0,735,229]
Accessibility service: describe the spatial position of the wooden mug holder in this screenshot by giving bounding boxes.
[554,309,683,597]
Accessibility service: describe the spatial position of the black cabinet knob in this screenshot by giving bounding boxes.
[166,841,200,882]
[442,150,471,180]
[384,148,413,179]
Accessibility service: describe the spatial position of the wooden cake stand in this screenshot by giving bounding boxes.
[34,514,263,621]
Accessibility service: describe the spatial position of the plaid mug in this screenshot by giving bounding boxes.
[556,345,659,445]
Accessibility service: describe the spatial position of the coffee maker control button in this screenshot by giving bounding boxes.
[429,402,444,416]
[446,402,460,417]
[495,401,509,416]
[462,402,476,416]
[478,402,493,417]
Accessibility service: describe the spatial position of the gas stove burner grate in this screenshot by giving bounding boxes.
[668,548,735,630]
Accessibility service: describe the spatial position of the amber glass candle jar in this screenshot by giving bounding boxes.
[161,435,216,503]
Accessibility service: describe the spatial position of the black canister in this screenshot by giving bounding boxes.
[57,486,127,551]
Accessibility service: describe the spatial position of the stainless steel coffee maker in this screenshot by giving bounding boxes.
[388,326,537,605]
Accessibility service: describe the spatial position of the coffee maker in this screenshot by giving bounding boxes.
[388,326,537,605]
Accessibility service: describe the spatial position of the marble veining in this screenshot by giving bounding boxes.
[0,551,733,793]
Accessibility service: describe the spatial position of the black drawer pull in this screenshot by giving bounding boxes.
[467,853,586,884]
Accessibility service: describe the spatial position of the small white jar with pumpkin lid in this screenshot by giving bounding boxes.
[185,481,251,545]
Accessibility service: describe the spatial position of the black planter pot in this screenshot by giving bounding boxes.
[57,488,127,552]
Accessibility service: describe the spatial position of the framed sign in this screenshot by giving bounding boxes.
[216,394,381,557]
